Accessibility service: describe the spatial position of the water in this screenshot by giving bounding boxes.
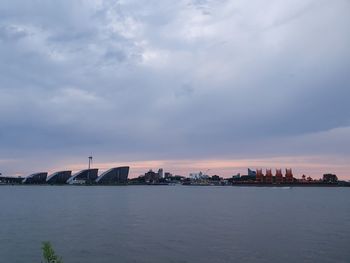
[0,186,349,263]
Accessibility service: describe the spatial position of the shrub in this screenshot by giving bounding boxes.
[42,241,63,263]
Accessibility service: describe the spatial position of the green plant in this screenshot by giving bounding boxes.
[42,241,63,263]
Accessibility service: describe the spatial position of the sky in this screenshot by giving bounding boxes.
[0,0,349,179]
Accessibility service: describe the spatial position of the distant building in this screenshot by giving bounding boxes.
[256,169,264,182]
[189,172,209,180]
[265,169,273,183]
[158,168,164,178]
[323,174,338,183]
[285,169,293,183]
[67,169,98,184]
[144,170,160,183]
[46,171,72,184]
[275,169,283,183]
[22,172,48,184]
[248,169,256,177]
[0,176,23,184]
[95,167,129,184]
[211,175,220,181]
[164,172,172,178]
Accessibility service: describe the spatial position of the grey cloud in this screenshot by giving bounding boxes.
[0,0,349,175]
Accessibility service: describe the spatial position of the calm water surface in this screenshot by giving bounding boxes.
[0,186,349,263]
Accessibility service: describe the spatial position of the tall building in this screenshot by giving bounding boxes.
[158,168,164,178]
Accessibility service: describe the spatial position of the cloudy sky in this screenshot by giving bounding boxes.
[0,0,349,178]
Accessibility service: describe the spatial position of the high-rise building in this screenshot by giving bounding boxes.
[158,168,164,178]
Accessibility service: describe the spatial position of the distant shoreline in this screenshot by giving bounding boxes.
[1,183,349,187]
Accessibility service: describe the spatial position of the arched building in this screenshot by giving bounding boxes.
[95,167,129,185]
[67,169,98,184]
[22,172,48,184]
[46,171,72,184]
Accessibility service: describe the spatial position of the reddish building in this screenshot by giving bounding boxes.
[275,169,283,183]
[265,169,273,183]
[256,169,264,183]
[285,168,293,183]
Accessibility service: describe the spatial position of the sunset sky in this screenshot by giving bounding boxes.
[0,0,349,179]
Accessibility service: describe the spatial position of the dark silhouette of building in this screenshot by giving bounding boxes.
[95,167,129,184]
[211,175,220,181]
[0,176,24,184]
[46,171,72,184]
[22,172,48,184]
[144,170,160,183]
[67,169,98,184]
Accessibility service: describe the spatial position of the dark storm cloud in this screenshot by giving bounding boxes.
[0,0,349,175]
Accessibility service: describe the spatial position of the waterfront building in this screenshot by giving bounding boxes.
[46,171,72,184]
[144,170,160,183]
[189,172,209,180]
[256,169,264,182]
[158,168,164,178]
[211,175,220,181]
[285,169,294,183]
[275,169,283,183]
[265,169,273,183]
[0,176,24,184]
[95,167,129,184]
[66,169,99,184]
[248,168,256,177]
[22,172,48,184]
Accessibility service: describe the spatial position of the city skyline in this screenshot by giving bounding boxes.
[3,156,348,180]
[1,0,349,179]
